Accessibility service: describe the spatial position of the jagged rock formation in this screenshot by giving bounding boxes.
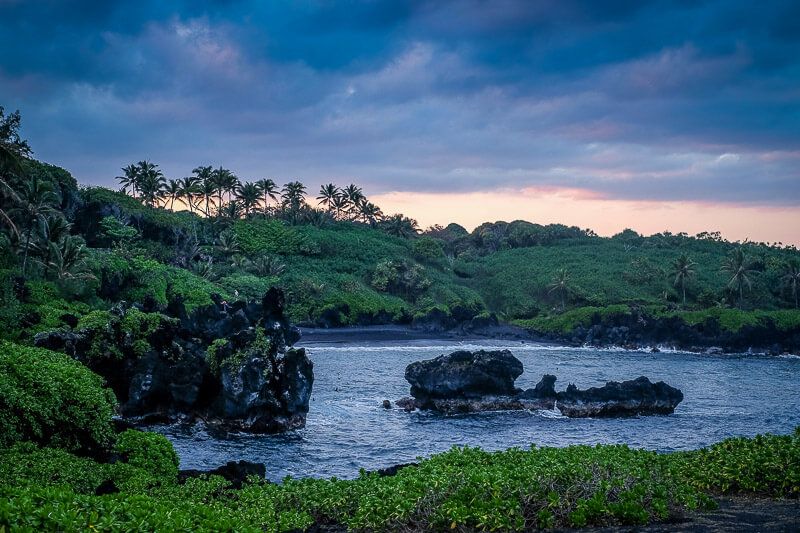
[35,288,313,433]
[396,351,682,417]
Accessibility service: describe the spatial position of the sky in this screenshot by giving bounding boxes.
[1,0,799,243]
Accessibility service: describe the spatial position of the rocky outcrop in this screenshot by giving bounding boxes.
[556,376,683,418]
[35,288,313,433]
[396,351,682,417]
[405,349,523,401]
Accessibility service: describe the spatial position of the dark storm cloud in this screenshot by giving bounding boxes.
[0,0,798,204]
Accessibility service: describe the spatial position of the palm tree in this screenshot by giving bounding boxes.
[256,178,278,212]
[281,181,307,211]
[342,184,363,220]
[670,254,696,306]
[12,175,57,275]
[44,235,94,281]
[236,181,262,216]
[317,183,339,210]
[330,194,349,220]
[31,214,71,272]
[211,167,239,213]
[116,164,139,198]
[781,260,800,309]
[197,177,217,217]
[382,214,419,238]
[359,201,383,227]
[178,176,200,213]
[548,268,571,311]
[164,179,182,211]
[136,160,165,208]
[216,230,240,255]
[721,248,758,308]
[248,254,286,277]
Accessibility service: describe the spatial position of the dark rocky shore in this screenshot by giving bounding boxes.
[394,350,683,417]
[35,288,314,433]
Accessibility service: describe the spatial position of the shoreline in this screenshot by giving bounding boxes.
[296,325,799,356]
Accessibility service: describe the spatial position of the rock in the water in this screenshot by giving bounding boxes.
[556,376,683,417]
[404,349,523,401]
[396,351,682,418]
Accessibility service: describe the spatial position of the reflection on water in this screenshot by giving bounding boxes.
[153,339,800,481]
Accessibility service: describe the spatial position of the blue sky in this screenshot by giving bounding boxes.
[1,0,799,229]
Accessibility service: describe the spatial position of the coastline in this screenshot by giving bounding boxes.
[296,324,799,356]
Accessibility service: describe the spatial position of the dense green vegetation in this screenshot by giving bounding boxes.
[1,426,798,531]
[2,107,800,531]
[2,107,800,343]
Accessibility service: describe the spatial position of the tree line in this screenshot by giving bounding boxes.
[115,160,421,237]
[548,250,800,311]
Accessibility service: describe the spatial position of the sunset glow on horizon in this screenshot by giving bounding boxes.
[373,188,800,246]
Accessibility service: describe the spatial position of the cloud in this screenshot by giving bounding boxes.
[0,0,797,210]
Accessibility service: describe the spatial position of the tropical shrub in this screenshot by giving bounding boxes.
[0,341,117,452]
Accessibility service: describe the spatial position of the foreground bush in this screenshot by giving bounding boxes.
[0,430,797,532]
[0,341,117,452]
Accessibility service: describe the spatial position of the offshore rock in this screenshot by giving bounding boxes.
[405,349,523,402]
[556,376,683,418]
[397,351,682,418]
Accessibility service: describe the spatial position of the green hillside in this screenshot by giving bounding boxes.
[1,107,799,345]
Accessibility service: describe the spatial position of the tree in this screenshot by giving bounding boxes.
[721,248,758,308]
[342,184,363,220]
[135,160,165,208]
[670,254,696,306]
[281,181,306,211]
[548,268,571,311]
[317,183,339,210]
[164,179,182,211]
[116,164,139,198]
[359,201,383,227]
[330,194,349,220]
[781,260,800,309]
[211,167,238,214]
[257,178,278,212]
[44,235,94,281]
[382,214,419,238]
[236,181,261,216]
[30,214,71,272]
[197,175,217,217]
[0,107,32,235]
[178,176,200,213]
[12,175,57,275]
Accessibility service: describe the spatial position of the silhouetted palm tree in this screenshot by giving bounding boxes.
[670,254,696,306]
[197,177,217,217]
[136,160,165,208]
[782,260,800,309]
[236,181,261,215]
[116,164,139,198]
[281,181,307,211]
[257,178,278,212]
[164,179,182,210]
[548,268,571,311]
[721,248,757,308]
[330,194,349,220]
[359,201,383,227]
[382,214,419,238]
[342,184,363,220]
[178,176,200,213]
[212,167,237,214]
[317,183,339,210]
